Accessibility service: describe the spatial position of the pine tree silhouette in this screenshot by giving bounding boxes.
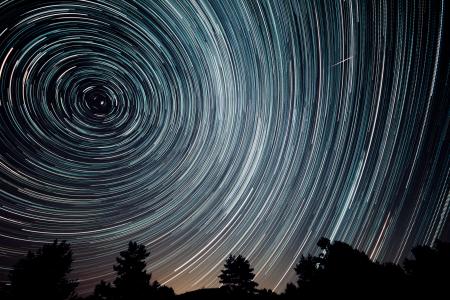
[113,241,153,300]
[90,241,174,300]
[219,254,258,295]
[8,240,78,300]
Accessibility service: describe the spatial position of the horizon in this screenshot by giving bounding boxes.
[2,237,449,297]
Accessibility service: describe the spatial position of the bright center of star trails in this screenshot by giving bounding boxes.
[0,0,449,295]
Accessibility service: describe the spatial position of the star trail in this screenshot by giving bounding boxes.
[0,0,449,295]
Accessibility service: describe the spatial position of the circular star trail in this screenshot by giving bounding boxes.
[0,0,449,295]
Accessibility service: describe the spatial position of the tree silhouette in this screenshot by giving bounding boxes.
[112,241,153,300]
[282,282,299,298]
[293,254,318,292]
[257,288,278,299]
[92,280,114,300]
[153,281,175,298]
[287,237,408,297]
[403,239,450,292]
[90,241,174,300]
[219,254,258,295]
[7,240,78,300]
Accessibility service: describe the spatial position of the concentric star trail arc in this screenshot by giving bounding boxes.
[0,0,449,295]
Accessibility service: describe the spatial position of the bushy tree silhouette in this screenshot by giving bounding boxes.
[219,254,258,295]
[293,254,318,293]
[257,288,278,299]
[403,239,450,292]
[153,281,175,298]
[92,280,114,300]
[7,240,78,300]
[286,237,408,298]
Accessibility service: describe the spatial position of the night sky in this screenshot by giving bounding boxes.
[0,0,449,295]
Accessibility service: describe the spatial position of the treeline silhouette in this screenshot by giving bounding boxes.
[0,237,449,299]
